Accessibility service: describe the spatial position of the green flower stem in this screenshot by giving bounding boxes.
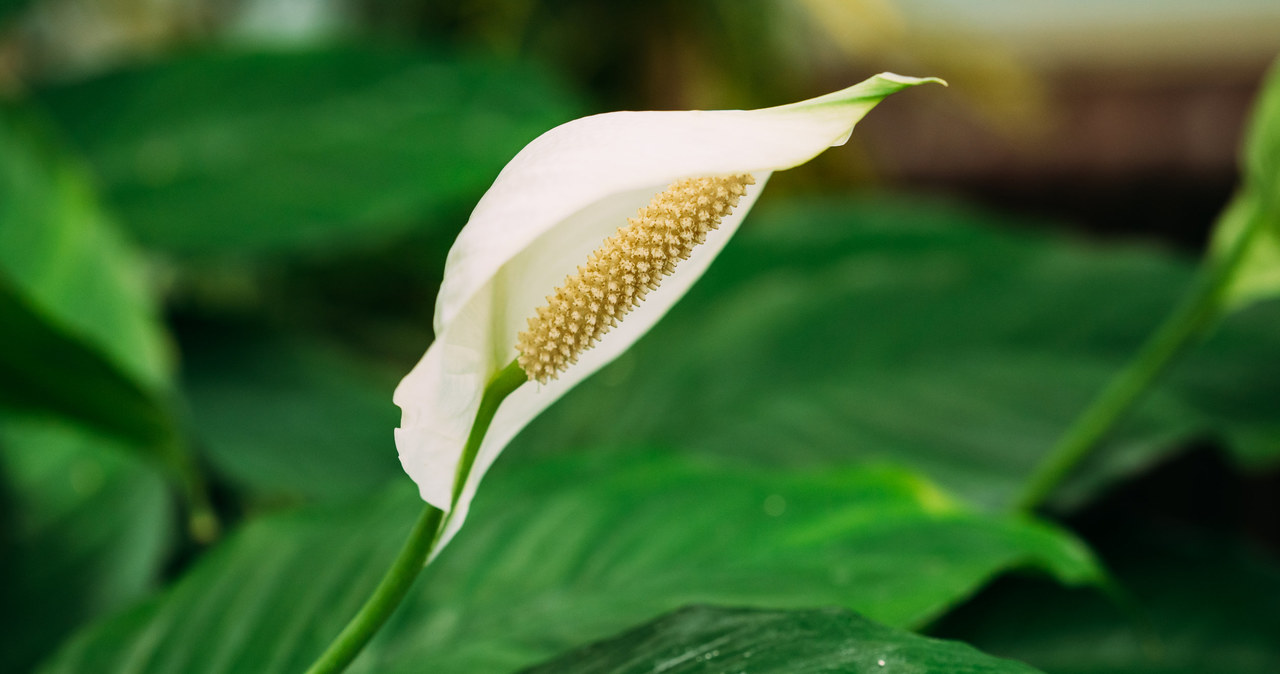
[449,359,528,512]
[305,359,527,674]
[303,503,442,674]
[1016,197,1270,511]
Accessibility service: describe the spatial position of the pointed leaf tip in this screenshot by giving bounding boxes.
[879,72,949,88]
[782,72,946,112]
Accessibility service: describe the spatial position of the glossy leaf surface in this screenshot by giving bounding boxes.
[40,450,1098,673]
[523,605,1042,674]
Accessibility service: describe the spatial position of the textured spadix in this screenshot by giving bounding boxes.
[394,73,944,556]
[517,174,755,383]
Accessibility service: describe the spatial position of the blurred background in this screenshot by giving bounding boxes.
[6,0,1279,244]
[2,1,1279,673]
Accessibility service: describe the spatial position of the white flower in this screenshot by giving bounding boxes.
[394,73,943,556]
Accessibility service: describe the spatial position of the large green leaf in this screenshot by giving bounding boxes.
[513,196,1280,509]
[180,326,403,501]
[932,529,1280,673]
[0,107,175,444]
[523,605,1042,674]
[35,46,583,258]
[38,486,414,674]
[40,450,1099,673]
[0,417,172,673]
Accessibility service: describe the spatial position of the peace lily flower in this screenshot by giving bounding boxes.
[394,73,943,555]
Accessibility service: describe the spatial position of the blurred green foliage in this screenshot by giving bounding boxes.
[0,280,171,446]
[180,326,403,502]
[0,109,174,442]
[0,1,1276,673]
[935,527,1280,673]
[34,46,583,259]
[0,418,172,673]
[0,0,32,24]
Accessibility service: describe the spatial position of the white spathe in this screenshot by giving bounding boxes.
[394,73,943,557]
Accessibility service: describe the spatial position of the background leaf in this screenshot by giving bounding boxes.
[0,417,173,673]
[0,106,175,445]
[39,449,1098,674]
[0,280,172,445]
[35,46,584,258]
[180,325,403,501]
[932,528,1280,673]
[522,605,1042,674]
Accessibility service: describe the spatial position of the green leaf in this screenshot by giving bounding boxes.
[0,418,173,673]
[39,486,415,674]
[40,450,1099,674]
[0,279,173,445]
[0,106,175,444]
[1212,57,1280,309]
[932,530,1280,673]
[35,46,583,258]
[522,605,1042,674]
[515,196,1280,509]
[180,326,403,501]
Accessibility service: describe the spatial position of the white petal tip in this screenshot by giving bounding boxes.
[418,485,450,512]
[394,425,458,512]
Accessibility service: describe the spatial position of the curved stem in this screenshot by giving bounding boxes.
[304,503,442,674]
[304,359,526,674]
[449,360,528,512]
[1016,195,1270,511]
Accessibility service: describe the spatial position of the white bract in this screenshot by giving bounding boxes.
[394,73,943,555]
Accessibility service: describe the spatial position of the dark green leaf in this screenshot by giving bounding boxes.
[515,196,1280,508]
[0,106,175,445]
[0,280,172,445]
[40,450,1099,673]
[39,486,415,674]
[523,605,1042,674]
[0,418,172,672]
[181,327,403,500]
[932,529,1280,673]
[35,46,583,258]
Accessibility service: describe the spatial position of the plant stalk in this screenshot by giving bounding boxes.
[1016,196,1270,510]
[304,359,526,674]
